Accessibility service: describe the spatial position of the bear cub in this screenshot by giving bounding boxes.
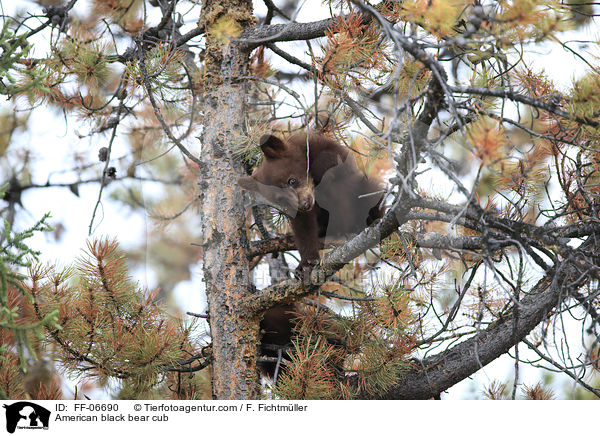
[239,132,385,378]
[239,132,385,272]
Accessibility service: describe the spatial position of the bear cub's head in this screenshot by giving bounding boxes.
[238,134,314,217]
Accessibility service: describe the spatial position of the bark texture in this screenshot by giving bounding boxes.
[198,0,258,399]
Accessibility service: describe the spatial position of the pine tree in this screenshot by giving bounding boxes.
[0,0,600,400]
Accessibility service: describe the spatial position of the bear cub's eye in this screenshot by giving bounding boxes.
[287,177,297,187]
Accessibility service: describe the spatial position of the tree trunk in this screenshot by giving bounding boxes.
[198,0,257,399]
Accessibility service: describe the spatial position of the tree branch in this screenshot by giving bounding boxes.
[450,85,598,127]
[246,231,505,259]
[239,195,414,315]
[238,18,336,49]
[358,239,598,399]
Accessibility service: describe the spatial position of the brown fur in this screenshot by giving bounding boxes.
[240,132,386,379]
[259,304,295,377]
[239,132,385,271]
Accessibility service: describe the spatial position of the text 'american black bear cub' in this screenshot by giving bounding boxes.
[239,132,385,273]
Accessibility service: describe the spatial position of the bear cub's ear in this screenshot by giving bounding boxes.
[259,134,287,159]
[238,176,258,192]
